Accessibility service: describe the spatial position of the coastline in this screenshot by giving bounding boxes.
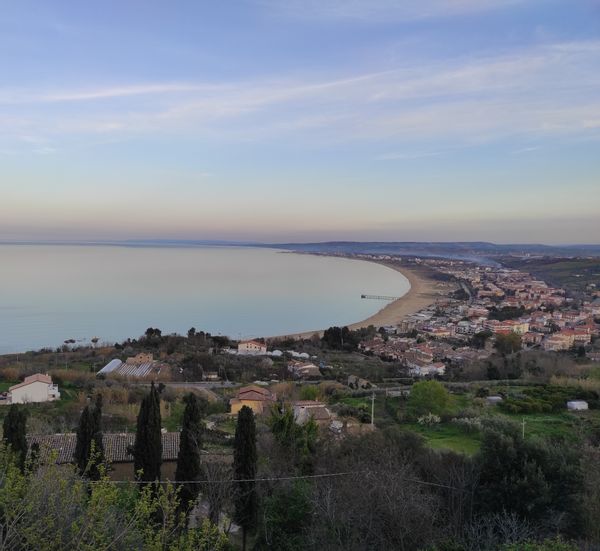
[269,259,448,341]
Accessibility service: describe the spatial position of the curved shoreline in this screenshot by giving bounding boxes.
[268,259,444,341]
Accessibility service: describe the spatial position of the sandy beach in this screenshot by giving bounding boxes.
[270,260,450,341]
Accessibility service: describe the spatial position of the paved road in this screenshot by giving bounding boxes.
[130,381,240,389]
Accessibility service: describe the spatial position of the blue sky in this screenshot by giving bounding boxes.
[1,0,599,243]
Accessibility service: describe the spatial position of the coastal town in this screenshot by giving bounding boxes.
[352,256,600,376]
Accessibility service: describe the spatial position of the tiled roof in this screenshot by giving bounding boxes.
[236,385,276,401]
[9,373,53,392]
[28,432,181,464]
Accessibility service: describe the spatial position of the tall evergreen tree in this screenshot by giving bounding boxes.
[74,394,104,479]
[133,381,162,482]
[2,405,28,470]
[175,393,206,511]
[233,405,257,551]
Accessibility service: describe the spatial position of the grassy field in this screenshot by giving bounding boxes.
[0,382,16,393]
[406,422,481,455]
[500,257,600,294]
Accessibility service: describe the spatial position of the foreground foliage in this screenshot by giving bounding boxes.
[0,445,229,551]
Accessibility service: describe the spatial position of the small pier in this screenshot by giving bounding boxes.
[361,294,399,301]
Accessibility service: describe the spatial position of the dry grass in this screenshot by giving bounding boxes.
[48,369,96,385]
[0,367,21,381]
[550,375,600,391]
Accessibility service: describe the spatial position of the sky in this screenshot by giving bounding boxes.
[1,0,599,244]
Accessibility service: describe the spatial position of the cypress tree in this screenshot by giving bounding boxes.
[175,393,206,511]
[233,405,257,551]
[2,405,28,471]
[74,394,105,479]
[133,381,162,482]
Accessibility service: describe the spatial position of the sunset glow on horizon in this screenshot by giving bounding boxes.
[1,0,599,244]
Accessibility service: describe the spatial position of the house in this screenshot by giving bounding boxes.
[409,362,446,377]
[237,340,267,355]
[522,332,544,346]
[7,374,60,404]
[287,361,321,380]
[229,385,277,415]
[292,401,332,426]
[27,432,232,481]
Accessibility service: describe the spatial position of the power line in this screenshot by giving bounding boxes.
[88,471,460,490]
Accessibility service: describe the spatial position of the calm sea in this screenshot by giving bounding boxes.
[0,245,409,354]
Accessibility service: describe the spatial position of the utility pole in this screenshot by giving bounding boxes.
[371,392,375,427]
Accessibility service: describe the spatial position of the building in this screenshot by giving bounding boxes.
[292,401,332,426]
[287,361,321,379]
[27,432,231,480]
[7,374,60,404]
[567,400,588,411]
[229,385,277,415]
[409,362,446,377]
[237,340,267,355]
[97,354,169,379]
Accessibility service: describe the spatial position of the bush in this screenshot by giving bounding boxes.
[299,385,319,401]
[408,381,451,417]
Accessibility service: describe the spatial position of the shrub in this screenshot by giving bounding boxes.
[417,413,441,427]
[408,381,451,417]
[452,417,483,433]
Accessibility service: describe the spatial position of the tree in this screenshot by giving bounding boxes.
[133,382,162,482]
[471,330,493,349]
[74,394,105,480]
[321,325,360,351]
[233,405,258,551]
[175,393,205,511]
[0,444,231,550]
[408,380,451,416]
[254,481,311,551]
[2,405,28,470]
[494,333,522,355]
[269,405,318,475]
[476,425,583,533]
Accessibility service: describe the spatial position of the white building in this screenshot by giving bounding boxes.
[237,340,267,355]
[8,374,60,404]
[409,362,446,377]
[567,400,588,411]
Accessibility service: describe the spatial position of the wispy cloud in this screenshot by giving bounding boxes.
[256,0,527,22]
[1,40,599,150]
[511,146,541,154]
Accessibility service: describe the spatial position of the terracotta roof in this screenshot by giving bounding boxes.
[9,373,53,392]
[28,432,180,464]
[236,385,276,401]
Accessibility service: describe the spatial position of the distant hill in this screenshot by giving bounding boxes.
[3,239,599,262]
[262,241,600,262]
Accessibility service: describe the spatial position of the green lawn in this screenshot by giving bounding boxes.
[503,410,600,441]
[406,422,481,455]
[0,382,16,393]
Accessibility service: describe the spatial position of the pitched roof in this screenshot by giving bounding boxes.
[28,432,181,464]
[239,340,266,347]
[236,385,276,401]
[9,373,53,392]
